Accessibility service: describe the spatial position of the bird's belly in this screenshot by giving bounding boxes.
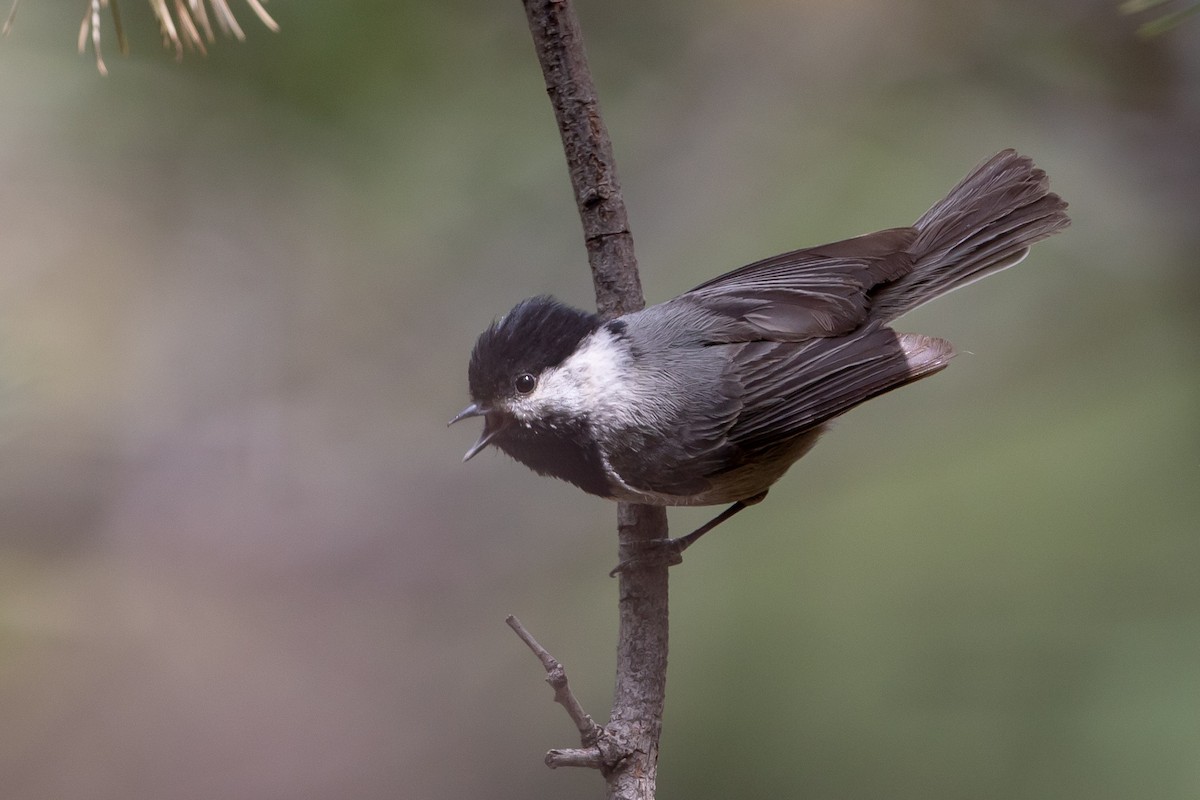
[605,427,825,507]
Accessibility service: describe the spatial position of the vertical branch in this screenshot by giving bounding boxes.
[519,2,671,799]
[520,0,645,319]
[608,504,670,800]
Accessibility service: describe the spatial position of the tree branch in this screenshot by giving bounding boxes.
[520,0,644,319]
[546,747,608,770]
[517,2,671,799]
[506,615,604,748]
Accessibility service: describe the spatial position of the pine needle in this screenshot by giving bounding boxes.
[2,0,21,38]
[65,0,277,73]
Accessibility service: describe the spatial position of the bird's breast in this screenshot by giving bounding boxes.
[495,414,615,499]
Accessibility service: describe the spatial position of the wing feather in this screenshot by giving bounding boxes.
[601,323,954,496]
[682,228,916,339]
[723,327,954,462]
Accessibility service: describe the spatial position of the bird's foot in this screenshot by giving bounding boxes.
[607,492,768,576]
[609,537,687,576]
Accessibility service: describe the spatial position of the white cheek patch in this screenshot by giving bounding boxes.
[506,328,633,425]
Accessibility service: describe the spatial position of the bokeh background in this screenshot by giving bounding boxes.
[1,1,1197,798]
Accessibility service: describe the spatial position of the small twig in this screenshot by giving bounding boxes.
[505,616,606,751]
[546,747,608,769]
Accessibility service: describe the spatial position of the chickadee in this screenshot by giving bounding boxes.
[451,150,1069,565]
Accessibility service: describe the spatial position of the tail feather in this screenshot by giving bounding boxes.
[870,149,1070,321]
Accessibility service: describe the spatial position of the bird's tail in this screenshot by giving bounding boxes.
[870,149,1070,322]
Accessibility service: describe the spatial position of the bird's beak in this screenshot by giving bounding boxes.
[448,403,486,427]
[449,403,510,462]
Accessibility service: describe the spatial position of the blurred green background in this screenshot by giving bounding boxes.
[1,1,1197,798]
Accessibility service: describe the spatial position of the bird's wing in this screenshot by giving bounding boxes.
[600,321,952,498]
[680,227,916,340]
[721,326,954,463]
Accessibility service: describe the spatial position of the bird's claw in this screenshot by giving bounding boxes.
[609,537,686,577]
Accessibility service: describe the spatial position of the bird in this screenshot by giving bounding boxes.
[450,149,1069,568]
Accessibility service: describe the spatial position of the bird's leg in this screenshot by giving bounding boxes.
[610,490,768,576]
[669,492,767,554]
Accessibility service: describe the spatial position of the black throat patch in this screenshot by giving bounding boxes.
[493,413,613,499]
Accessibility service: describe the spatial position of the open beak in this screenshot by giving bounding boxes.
[448,403,510,462]
[448,403,486,427]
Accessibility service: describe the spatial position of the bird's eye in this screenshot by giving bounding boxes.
[514,373,537,394]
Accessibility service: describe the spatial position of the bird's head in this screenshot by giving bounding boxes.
[450,296,603,461]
